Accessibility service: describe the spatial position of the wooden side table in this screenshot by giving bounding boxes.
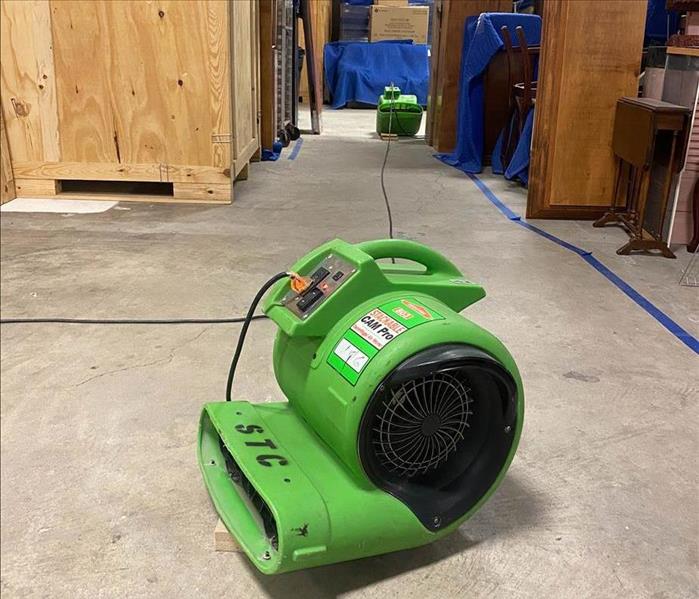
[594,97,691,258]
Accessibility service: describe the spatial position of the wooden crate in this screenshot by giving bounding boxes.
[1,109,15,204]
[0,0,260,205]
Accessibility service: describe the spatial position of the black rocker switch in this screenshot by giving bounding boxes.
[297,287,323,312]
[310,267,330,285]
[332,271,344,281]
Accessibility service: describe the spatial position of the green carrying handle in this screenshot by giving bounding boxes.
[357,239,463,278]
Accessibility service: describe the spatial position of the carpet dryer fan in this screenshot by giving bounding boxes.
[198,239,523,574]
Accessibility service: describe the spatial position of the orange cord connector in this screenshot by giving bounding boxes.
[289,272,312,294]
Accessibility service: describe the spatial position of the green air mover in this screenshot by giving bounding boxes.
[376,86,423,137]
[198,238,523,574]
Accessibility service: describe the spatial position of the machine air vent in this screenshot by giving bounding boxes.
[359,344,518,530]
[372,372,473,478]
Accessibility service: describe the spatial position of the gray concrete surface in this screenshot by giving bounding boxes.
[1,109,697,598]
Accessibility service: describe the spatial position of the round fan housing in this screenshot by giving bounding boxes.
[358,344,517,530]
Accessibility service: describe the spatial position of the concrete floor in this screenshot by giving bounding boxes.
[1,109,697,598]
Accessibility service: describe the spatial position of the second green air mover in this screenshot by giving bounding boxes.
[376,85,423,137]
[199,238,523,574]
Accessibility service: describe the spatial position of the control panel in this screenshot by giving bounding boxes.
[282,254,356,319]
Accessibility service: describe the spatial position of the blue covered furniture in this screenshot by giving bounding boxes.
[435,12,541,174]
[492,108,534,185]
[324,41,429,109]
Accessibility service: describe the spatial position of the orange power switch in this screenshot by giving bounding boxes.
[290,273,312,294]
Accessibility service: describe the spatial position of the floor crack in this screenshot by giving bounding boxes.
[73,326,211,387]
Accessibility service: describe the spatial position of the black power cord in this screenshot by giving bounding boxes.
[0,316,269,325]
[1,274,290,401]
[1,101,409,403]
[225,272,289,401]
[378,85,420,255]
[1,101,405,402]
[380,90,396,242]
[3,96,403,327]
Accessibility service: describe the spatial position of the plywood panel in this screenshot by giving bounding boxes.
[427,0,511,153]
[49,1,115,163]
[1,0,257,200]
[230,0,257,168]
[11,160,230,184]
[527,0,646,218]
[0,0,60,162]
[49,0,231,168]
[173,182,229,202]
[12,179,231,204]
[1,109,15,204]
[14,178,59,196]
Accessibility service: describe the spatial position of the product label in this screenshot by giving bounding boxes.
[351,308,407,349]
[327,298,443,385]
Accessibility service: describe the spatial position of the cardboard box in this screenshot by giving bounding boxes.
[375,0,409,6]
[369,5,429,44]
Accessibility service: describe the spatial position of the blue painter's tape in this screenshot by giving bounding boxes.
[467,174,699,355]
[467,174,520,220]
[515,220,593,257]
[288,138,304,160]
[580,254,699,354]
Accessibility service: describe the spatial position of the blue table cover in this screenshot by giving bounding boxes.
[324,41,429,109]
[435,12,541,174]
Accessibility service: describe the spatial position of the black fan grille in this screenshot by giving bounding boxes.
[371,371,473,478]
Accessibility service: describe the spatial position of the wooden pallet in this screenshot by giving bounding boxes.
[214,519,242,553]
[9,158,253,205]
[13,176,237,205]
[10,156,254,204]
[379,133,399,141]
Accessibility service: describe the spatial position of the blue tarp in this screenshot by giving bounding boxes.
[324,41,429,109]
[645,0,680,46]
[343,0,432,5]
[435,13,541,174]
[261,141,282,161]
[492,108,534,185]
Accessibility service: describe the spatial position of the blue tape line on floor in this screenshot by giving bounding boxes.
[288,138,303,160]
[466,173,699,355]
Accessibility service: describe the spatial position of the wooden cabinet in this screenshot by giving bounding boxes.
[527,0,646,219]
[0,0,260,204]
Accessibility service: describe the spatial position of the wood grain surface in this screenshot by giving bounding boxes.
[1,0,259,203]
[527,0,646,218]
[1,109,15,203]
[0,0,59,162]
[427,0,511,154]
